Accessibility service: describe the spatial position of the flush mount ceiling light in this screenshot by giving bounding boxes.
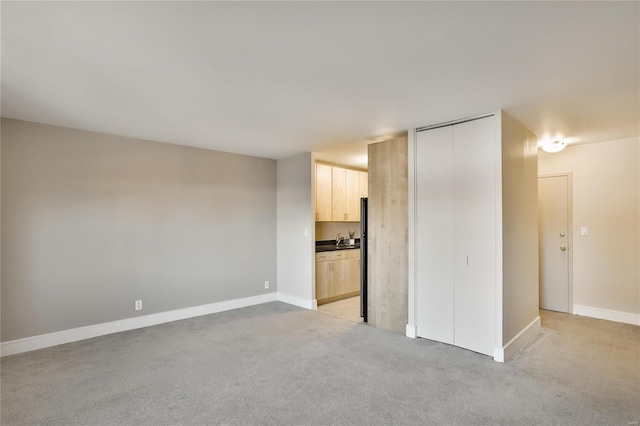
[540,139,568,153]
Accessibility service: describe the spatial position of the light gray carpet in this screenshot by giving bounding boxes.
[1,302,639,425]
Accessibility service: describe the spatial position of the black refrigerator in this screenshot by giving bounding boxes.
[360,197,368,322]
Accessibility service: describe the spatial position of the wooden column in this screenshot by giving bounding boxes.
[367,135,408,334]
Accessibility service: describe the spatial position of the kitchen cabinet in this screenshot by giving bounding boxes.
[315,163,332,221]
[331,167,346,221]
[331,167,359,221]
[315,162,367,222]
[358,171,368,199]
[315,249,360,304]
[345,169,360,221]
[345,255,360,293]
[316,254,346,300]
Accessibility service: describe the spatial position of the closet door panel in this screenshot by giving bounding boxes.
[416,126,454,345]
[453,117,496,356]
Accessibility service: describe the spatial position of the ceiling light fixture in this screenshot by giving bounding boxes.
[540,139,567,153]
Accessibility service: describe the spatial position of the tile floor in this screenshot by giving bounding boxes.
[317,296,363,323]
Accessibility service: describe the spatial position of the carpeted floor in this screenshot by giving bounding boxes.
[1,302,638,425]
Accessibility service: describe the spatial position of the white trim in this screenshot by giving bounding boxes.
[406,324,417,339]
[493,316,541,363]
[276,292,316,310]
[407,128,417,332]
[1,293,277,357]
[493,110,504,351]
[573,305,640,326]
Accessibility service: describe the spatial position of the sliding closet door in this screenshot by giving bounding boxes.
[452,117,496,356]
[415,126,454,344]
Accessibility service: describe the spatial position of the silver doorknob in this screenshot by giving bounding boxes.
[559,232,566,237]
[560,245,567,251]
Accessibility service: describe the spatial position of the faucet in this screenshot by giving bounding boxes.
[336,233,345,246]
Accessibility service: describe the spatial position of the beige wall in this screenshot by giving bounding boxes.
[538,137,639,315]
[500,111,539,344]
[1,118,277,341]
[276,153,315,303]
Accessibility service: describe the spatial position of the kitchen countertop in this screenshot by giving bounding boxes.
[315,239,361,253]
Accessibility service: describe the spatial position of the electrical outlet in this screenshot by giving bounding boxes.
[135,300,142,311]
[264,281,270,289]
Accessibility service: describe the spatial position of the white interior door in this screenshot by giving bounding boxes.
[416,125,454,345]
[452,118,496,357]
[538,175,571,313]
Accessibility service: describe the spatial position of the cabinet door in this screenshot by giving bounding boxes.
[315,164,332,221]
[315,261,333,300]
[345,169,360,221]
[345,256,360,293]
[330,260,346,297]
[416,125,455,345]
[359,171,368,198]
[316,257,347,300]
[332,167,347,221]
[452,117,496,357]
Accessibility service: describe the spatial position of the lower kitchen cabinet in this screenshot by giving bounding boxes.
[345,256,360,293]
[316,249,360,305]
[316,257,345,300]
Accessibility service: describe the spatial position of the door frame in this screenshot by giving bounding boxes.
[538,173,574,313]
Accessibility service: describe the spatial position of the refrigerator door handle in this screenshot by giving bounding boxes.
[360,197,368,322]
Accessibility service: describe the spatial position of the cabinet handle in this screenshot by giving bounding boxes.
[345,213,348,220]
[316,212,319,221]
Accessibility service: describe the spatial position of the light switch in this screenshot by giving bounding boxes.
[303,228,309,237]
[581,227,589,236]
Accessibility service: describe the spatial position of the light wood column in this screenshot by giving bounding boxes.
[367,135,408,334]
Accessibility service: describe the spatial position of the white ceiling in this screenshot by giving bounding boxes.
[2,2,638,162]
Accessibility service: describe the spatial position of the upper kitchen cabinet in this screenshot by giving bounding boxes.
[331,167,359,221]
[315,163,367,222]
[344,169,360,222]
[359,171,368,199]
[331,167,347,221]
[315,163,332,221]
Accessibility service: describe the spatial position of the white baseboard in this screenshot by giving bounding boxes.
[276,292,316,310]
[494,316,541,363]
[573,304,640,326]
[1,293,277,357]
[406,324,417,339]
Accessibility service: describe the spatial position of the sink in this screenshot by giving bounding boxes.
[316,243,359,252]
